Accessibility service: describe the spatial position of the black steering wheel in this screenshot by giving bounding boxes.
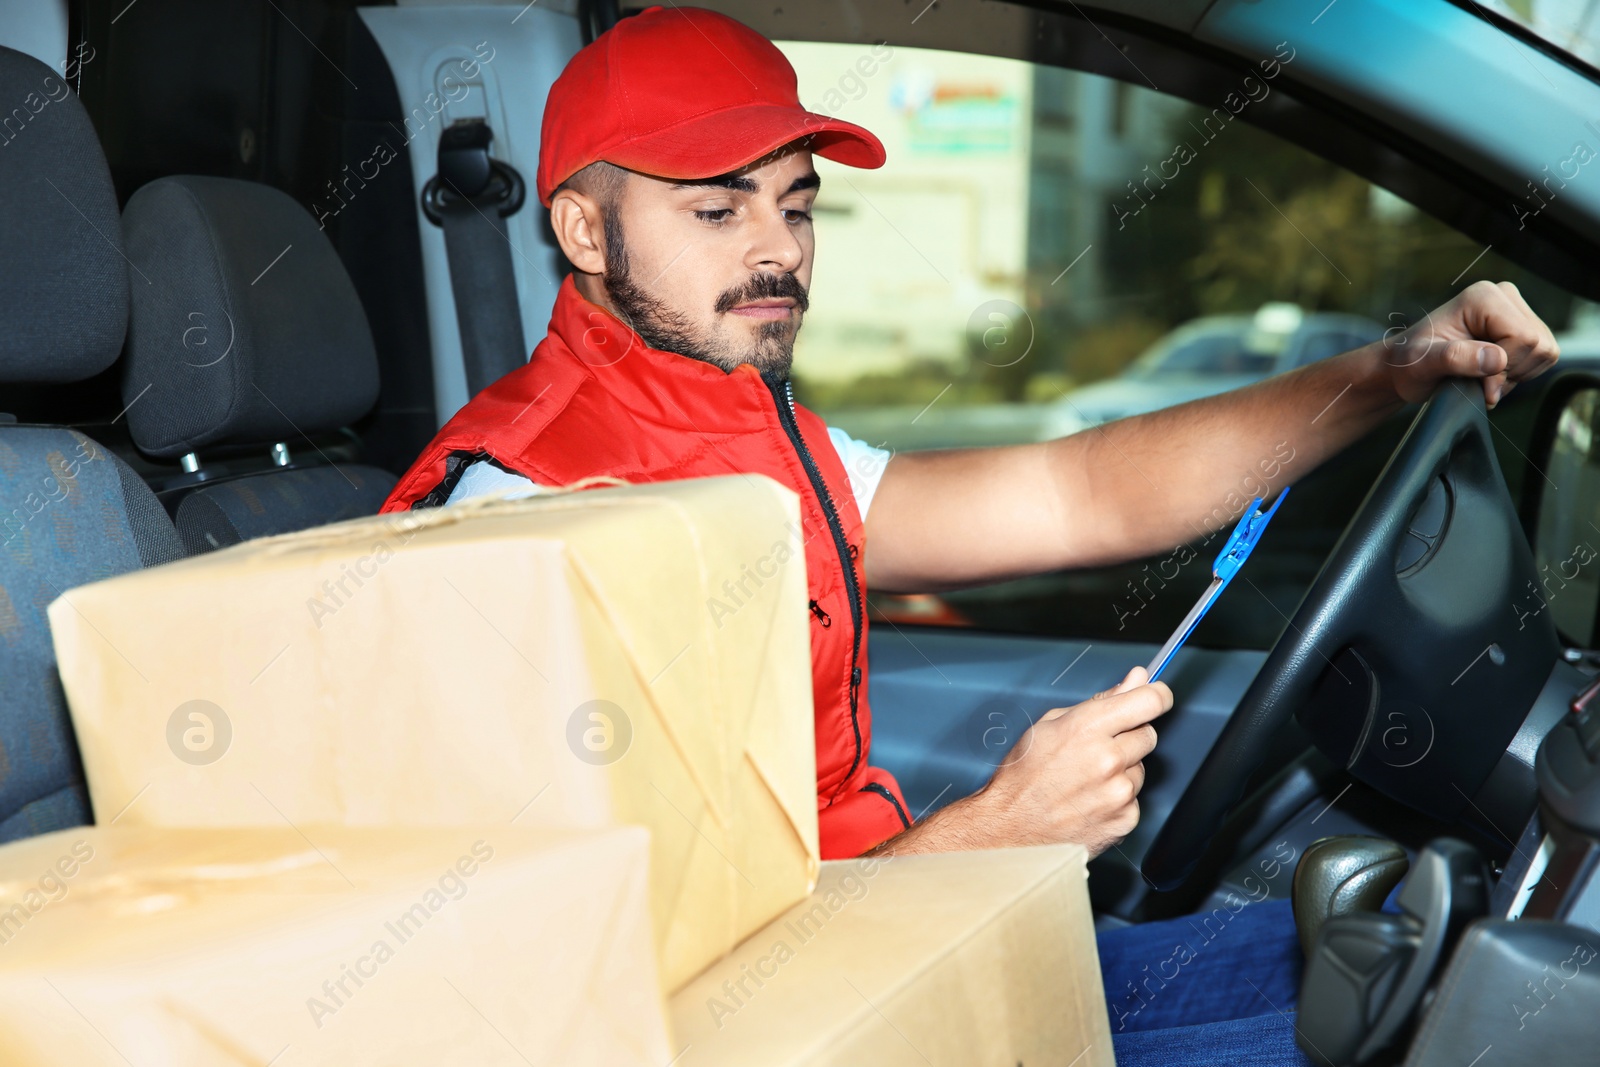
[1141,380,1562,892]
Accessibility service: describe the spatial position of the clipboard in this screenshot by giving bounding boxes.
[1145,488,1290,682]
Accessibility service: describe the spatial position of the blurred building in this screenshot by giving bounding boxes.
[778,41,1185,386]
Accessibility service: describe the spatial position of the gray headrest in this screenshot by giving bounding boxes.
[0,46,128,383]
[120,175,380,459]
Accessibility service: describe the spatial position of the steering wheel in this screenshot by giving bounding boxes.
[1140,380,1562,892]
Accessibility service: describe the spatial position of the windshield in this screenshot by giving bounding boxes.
[1477,0,1600,70]
[776,39,1580,651]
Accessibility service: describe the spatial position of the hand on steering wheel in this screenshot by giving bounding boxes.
[1140,381,1563,891]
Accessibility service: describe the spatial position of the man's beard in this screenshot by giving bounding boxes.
[601,211,808,377]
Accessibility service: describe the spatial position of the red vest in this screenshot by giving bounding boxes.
[382,276,911,858]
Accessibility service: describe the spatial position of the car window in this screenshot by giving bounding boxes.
[778,40,1580,650]
[1477,0,1600,71]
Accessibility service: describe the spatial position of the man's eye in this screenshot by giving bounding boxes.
[694,208,733,223]
[783,208,813,224]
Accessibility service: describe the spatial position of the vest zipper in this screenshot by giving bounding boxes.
[808,599,832,627]
[763,372,865,792]
[861,781,911,829]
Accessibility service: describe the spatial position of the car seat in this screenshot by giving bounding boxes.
[118,175,398,553]
[0,44,185,841]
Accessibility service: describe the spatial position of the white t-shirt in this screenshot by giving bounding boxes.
[444,424,893,517]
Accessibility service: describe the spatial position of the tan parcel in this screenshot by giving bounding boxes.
[50,475,819,991]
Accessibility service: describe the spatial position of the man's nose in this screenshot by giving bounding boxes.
[745,208,804,276]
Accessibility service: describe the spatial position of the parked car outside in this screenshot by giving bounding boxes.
[822,305,1383,451]
[1038,304,1384,438]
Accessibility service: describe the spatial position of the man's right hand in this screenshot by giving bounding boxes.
[980,665,1173,856]
[867,666,1173,858]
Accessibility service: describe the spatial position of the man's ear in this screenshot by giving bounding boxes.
[549,189,607,275]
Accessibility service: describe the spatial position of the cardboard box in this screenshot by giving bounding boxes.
[48,476,819,991]
[0,825,669,1065]
[670,844,1115,1067]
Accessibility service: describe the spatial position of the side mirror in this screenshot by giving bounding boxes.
[1530,383,1600,648]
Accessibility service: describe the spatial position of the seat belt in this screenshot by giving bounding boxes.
[422,119,529,398]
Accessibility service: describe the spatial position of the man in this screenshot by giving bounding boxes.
[382,8,1556,1056]
[385,2,1558,860]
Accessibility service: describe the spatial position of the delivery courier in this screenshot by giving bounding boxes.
[380,7,1558,1058]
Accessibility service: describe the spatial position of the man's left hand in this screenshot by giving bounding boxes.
[1381,280,1560,408]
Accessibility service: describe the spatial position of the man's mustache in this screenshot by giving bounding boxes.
[714,272,810,315]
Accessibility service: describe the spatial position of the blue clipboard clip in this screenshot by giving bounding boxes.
[1144,487,1290,682]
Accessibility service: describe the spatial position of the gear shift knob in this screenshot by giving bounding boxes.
[1291,834,1409,957]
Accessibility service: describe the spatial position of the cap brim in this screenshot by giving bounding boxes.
[564,104,885,201]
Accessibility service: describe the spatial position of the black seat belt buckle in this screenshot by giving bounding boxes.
[421,119,525,226]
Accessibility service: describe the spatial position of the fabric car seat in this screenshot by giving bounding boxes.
[118,175,397,554]
[0,45,185,841]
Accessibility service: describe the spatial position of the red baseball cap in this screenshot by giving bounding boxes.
[536,6,886,206]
